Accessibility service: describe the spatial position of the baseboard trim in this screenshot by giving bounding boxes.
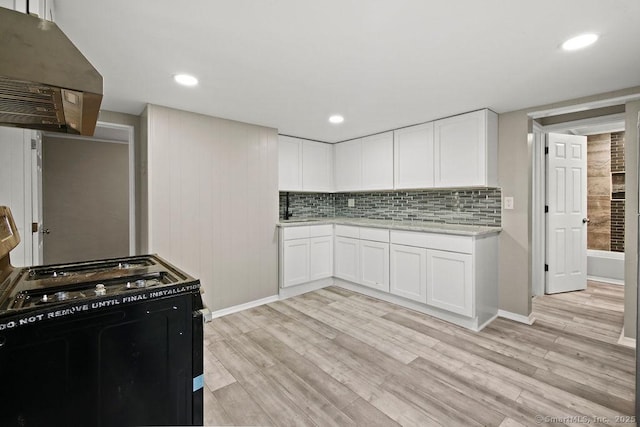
[587,275,624,286]
[498,309,535,325]
[209,295,279,320]
[278,278,333,299]
[617,328,637,349]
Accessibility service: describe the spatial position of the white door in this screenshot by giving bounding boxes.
[426,249,473,316]
[360,240,390,291]
[361,132,393,190]
[334,236,359,282]
[393,122,434,189]
[282,239,310,287]
[334,139,362,191]
[390,244,427,303]
[546,133,588,294]
[309,236,333,280]
[31,131,44,265]
[278,136,302,191]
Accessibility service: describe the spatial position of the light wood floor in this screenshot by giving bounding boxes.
[203,281,635,426]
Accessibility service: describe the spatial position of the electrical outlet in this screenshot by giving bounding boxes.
[348,198,355,207]
[504,196,514,210]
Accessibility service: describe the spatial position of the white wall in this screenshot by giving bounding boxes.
[0,127,33,267]
[146,105,279,311]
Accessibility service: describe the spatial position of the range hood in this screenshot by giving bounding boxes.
[0,7,103,136]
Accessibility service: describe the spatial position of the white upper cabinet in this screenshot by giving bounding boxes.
[334,139,362,192]
[278,136,302,191]
[433,109,498,188]
[302,140,333,192]
[361,132,393,190]
[335,133,393,192]
[393,122,434,189]
[279,136,333,192]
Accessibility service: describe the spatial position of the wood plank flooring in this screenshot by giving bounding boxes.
[203,281,636,426]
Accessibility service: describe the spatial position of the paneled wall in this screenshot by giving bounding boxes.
[0,127,32,267]
[146,105,279,311]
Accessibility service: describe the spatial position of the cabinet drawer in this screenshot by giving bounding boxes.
[390,230,472,253]
[309,224,333,237]
[334,225,360,238]
[283,226,309,240]
[359,227,389,243]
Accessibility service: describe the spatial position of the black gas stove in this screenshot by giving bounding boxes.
[0,206,205,427]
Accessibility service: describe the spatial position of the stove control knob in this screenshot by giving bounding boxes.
[95,284,106,296]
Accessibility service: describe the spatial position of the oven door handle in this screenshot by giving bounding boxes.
[198,307,212,323]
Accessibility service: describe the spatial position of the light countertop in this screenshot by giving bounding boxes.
[277,217,501,237]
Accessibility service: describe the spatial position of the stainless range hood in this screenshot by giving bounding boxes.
[0,7,102,136]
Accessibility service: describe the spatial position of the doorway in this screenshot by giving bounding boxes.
[532,112,626,296]
[41,122,135,264]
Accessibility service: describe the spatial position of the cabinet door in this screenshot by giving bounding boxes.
[282,239,309,287]
[309,236,333,280]
[361,132,393,190]
[334,139,362,191]
[394,123,434,189]
[334,236,359,282]
[302,140,333,192]
[426,249,473,316]
[434,110,486,187]
[278,136,302,191]
[389,244,427,303]
[360,240,389,292]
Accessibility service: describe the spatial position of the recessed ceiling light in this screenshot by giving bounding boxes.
[329,115,344,124]
[562,33,598,51]
[174,74,198,86]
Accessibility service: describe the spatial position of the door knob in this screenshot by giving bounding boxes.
[582,218,590,224]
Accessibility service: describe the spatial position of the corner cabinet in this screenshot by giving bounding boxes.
[279,223,499,331]
[334,132,394,191]
[279,225,333,288]
[434,109,498,188]
[278,136,333,192]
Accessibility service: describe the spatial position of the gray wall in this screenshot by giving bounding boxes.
[498,86,640,340]
[97,110,145,254]
[145,104,279,311]
[624,100,640,338]
[43,136,129,263]
[497,111,531,316]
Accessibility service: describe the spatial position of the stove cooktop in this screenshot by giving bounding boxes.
[0,254,201,329]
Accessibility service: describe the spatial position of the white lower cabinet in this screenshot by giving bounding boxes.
[426,249,473,316]
[280,223,498,330]
[282,239,310,287]
[280,225,333,288]
[360,240,389,292]
[309,236,333,281]
[334,236,359,283]
[390,244,427,303]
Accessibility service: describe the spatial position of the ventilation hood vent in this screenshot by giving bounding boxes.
[0,7,102,136]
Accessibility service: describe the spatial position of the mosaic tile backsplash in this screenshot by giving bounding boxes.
[280,188,502,227]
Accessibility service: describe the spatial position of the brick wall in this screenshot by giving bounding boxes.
[610,131,625,252]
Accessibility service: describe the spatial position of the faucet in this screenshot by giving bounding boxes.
[284,192,291,220]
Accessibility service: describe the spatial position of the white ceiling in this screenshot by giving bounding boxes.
[54,0,640,143]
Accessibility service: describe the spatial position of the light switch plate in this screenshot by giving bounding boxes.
[504,196,514,210]
[348,198,355,207]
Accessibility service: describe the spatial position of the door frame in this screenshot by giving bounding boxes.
[40,121,136,257]
[529,100,629,297]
